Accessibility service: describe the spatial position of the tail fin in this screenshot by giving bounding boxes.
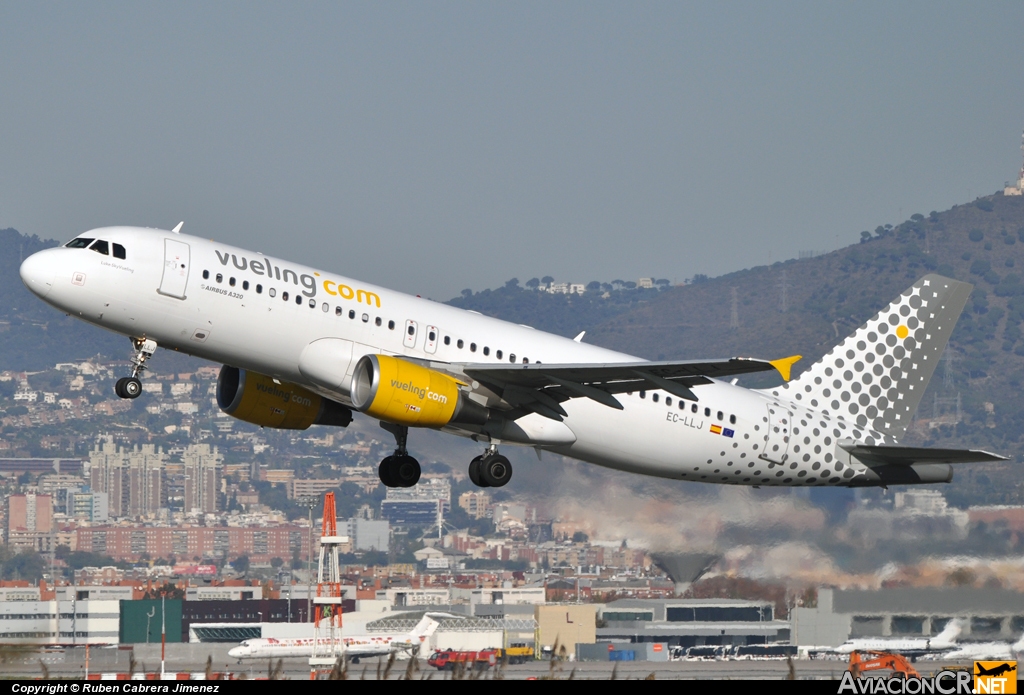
[934,618,962,645]
[765,275,972,440]
[1013,633,1024,654]
[408,614,442,639]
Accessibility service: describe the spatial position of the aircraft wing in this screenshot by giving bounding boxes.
[840,443,1008,465]
[459,357,786,420]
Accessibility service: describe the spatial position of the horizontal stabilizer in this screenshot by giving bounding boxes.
[841,442,1007,466]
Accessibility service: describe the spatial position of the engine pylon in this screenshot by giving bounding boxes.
[309,492,345,679]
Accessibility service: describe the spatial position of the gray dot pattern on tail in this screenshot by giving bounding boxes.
[768,275,972,441]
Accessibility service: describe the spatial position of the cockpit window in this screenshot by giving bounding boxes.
[65,238,94,248]
[89,240,109,255]
[113,243,126,259]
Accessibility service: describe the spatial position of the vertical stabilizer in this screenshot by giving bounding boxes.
[764,275,972,441]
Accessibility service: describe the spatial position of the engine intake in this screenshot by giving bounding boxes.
[217,366,352,430]
[351,354,487,428]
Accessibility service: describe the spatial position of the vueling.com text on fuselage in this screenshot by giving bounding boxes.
[215,250,381,307]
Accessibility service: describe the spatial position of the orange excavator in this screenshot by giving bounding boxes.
[848,651,921,679]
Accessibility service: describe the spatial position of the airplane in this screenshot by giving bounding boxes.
[833,619,962,657]
[226,612,445,662]
[937,633,1024,661]
[975,662,1017,678]
[18,224,1006,489]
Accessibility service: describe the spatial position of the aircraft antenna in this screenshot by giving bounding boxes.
[309,492,344,679]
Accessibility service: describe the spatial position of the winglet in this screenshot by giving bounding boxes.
[171,221,184,234]
[769,355,802,382]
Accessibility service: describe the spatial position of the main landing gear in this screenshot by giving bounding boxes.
[115,337,157,400]
[468,445,512,488]
[378,423,421,488]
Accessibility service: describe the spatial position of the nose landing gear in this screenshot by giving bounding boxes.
[377,423,421,488]
[468,445,512,488]
[115,337,157,400]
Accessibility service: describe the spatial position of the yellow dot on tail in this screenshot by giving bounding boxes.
[896,325,909,339]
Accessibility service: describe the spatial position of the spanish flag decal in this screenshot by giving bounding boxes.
[710,424,722,435]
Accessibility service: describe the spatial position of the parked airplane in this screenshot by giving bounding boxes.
[938,633,1024,661]
[226,612,444,662]
[19,225,1005,489]
[834,619,962,657]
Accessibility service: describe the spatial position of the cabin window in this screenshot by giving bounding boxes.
[389,320,396,330]
[349,310,356,319]
[483,346,490,356]
[322,303,329,312]
[269,288,277,297]
[297,295,304,305]
[444,336,450,345]
[216,274,223,283]
[113,243,126,259]
[65,238,94,248]
[704,407,711,417]
[229,277,236,287]
[307,298,314,308]
[639,391,646,399]
[242,280,249,290]
[666,397,672,407]
[457,339,464,349]
[717,411,723,421]
[523,357,528,363]
[375,317,382,326]
[362,313,369,322]
[509,354,516,363]
[428,330,436,341]
[282,291,289,301]
[470,343,477,352]
[335,306,342,316]
[652,393,659,403]
[495,350,502,359]
[692,403,698,413]
[202,270,209,279]
[256,284,262,294]
[730,414,736,424]
[89,240,109,255]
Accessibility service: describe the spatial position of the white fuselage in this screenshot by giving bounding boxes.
[227,633,425,660]
[20,226,884,486]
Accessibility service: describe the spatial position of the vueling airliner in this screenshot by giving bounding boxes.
[19,224,1004,489]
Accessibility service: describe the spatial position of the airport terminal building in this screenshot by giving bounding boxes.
[597,598,790,648]
[792,587,1024,647]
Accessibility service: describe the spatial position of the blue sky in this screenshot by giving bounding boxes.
[2,2,1023,298]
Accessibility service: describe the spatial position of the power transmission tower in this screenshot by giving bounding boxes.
[730,287,740,329]
[778,270,789,313]
[943,348,959,391]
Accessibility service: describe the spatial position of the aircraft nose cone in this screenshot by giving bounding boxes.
[20,251,56,298]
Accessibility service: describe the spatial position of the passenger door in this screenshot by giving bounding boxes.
[760,404,792,464]
[158,239,190,299]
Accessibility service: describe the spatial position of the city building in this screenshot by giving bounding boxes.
[75,525,310,563]
[596,598,789,648]
[182,443,222,514]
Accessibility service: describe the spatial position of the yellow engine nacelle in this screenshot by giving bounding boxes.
[217,366,352,430]
[351,355,486,428]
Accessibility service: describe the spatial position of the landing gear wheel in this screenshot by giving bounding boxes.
[479,454,512,487]
[390,455,421,488]
[378,456,397,487]
[468,455,489,488]
[115,378,127,399]
[122,377,142,399]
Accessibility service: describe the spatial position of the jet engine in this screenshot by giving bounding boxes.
[351,355,487,428]
[217,366,352,430]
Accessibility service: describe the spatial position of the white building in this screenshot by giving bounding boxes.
[0,599,120,645]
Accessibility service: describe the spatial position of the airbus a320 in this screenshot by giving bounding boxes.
[19,225,1004,489]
